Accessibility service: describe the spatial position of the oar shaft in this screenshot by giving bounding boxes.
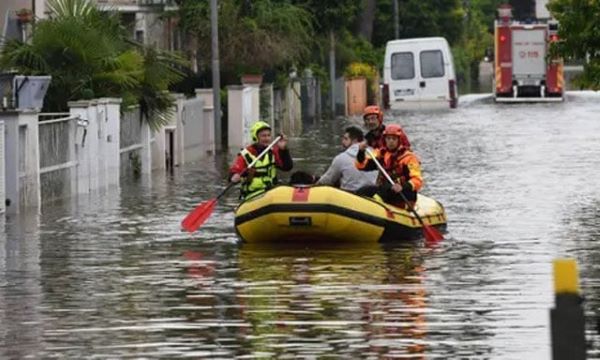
[216,181,237,200]
[246,135,282,170]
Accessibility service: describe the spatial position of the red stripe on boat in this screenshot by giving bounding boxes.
[292,187,310,202]
[385,209,395,219]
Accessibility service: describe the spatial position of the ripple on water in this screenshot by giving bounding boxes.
[2,92,600,358]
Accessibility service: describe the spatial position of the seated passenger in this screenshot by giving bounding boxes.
[316,126,377,192]
[355,124,422,208]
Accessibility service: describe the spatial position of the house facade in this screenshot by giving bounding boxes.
[1,0,180,51]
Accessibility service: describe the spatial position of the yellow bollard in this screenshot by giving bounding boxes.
[550,258,586,360]
[554,259,580,295]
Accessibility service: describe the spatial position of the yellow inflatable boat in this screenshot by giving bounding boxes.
[234,185,446,243]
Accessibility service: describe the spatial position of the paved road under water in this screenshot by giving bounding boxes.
[1,92,600,358]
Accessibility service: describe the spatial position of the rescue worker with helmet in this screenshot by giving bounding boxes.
[363,105,386,149]
[355,124,422,207]
[229,121,293,200]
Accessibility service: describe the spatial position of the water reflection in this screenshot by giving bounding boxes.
[0,212,42,359]
[196,242,434,358]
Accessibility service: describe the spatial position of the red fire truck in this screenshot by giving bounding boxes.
[494,4,563,102]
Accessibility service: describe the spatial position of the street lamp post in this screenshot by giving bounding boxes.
[210,0,222,152]
[393,0,399,39]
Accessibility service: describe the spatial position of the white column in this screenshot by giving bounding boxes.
[173,94,186,166]
[87,101,99,192]
[18,111,41,210]
[227,85,245,153]
[69,100,91,194]
[247,84,260,124]
[98,98,121,188]
[2,112,20,214]
[195,88,213,107]
[151,127,166,170]
[195,89,217,156]
[140,116,152,175]
[0,120,4,214]
[95,101,107,190]
[202,104,215,157]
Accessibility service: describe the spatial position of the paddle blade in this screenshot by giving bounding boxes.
[181,199,218,233]
[422,224,444,244]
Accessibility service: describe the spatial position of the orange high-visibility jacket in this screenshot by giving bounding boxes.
[356,148,423,191]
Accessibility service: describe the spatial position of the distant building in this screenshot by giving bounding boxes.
[96,0,181,51]
[1,0,181,51]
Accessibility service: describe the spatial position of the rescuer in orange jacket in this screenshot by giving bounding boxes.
[363,105,386,149]
[355,124,422,207]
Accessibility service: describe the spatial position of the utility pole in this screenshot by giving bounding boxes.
[329,30,336,116]
[393,0,399,39]
[210,0,222,151]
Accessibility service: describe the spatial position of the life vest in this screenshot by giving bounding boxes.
[377,149,421,205]
[377,149,419,190]
[240,147,277,200]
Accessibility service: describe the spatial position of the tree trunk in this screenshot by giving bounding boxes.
[357,0,377,41]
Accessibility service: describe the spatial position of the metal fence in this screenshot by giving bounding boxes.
[38,114,78,203]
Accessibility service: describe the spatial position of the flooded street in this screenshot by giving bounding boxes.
[2,91,600,358]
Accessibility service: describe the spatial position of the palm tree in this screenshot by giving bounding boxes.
[0,0,186,130]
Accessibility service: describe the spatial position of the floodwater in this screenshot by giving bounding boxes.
[1,92,600,359]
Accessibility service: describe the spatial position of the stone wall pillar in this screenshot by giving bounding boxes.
[227,85,245,153]
[1,110,41,213]
[98,98,121,187]
[3,112,20,214]
[19,111,41,210]
[140,116,152,175]
[69,100,92,194]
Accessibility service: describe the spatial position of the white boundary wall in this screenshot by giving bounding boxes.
[1,93,216,215]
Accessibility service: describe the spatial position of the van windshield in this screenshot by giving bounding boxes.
[391,52,414,80]
[420,50,445,78]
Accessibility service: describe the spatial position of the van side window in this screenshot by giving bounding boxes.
[391,52,415,80]
[420,50,445,78]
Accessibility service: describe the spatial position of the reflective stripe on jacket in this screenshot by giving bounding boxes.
[356,148,423,192]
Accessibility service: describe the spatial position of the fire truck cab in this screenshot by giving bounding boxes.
[494,4,563,102]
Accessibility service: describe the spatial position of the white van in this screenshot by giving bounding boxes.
[383,37,458,110]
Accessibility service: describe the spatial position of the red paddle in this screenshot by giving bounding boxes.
[365,148,444,244]
[181,136,282,233]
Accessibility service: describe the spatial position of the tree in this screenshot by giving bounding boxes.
[548,0,600,89]
[176,0,314,78]
[0,0,185,129]
[372,0,465,48]
[452,0,495,89]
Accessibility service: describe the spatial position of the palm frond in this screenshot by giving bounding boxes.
[47,0,97,19]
